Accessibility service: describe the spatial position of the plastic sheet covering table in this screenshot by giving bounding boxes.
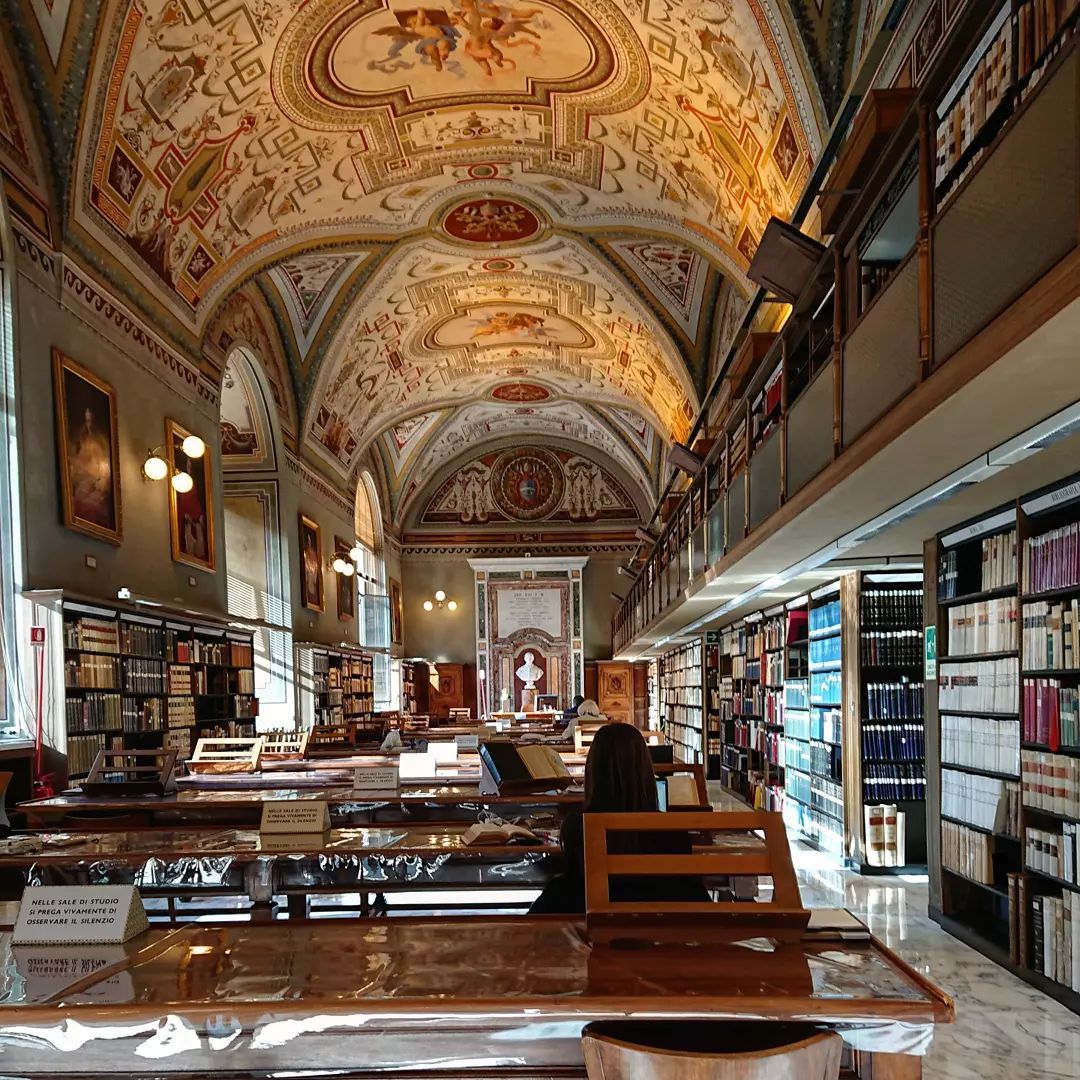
[0,915,952,1077]
[18,786,584,830]
[0,827,563,904]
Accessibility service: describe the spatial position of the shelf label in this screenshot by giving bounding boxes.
[12,886,148,945]
[455,734,479,751]
[353,765,400,794]
[924,626,938,682]
[260,801,331,834]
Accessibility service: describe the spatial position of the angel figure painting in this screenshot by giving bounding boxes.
[331,1,593,99]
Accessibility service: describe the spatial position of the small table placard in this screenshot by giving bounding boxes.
[260,801,331,835]
[353,765,401,794]
[456,734,479,751]
[12,886,149,945]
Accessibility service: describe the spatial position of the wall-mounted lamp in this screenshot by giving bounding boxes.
[331,555,355,577]
[423,589,457,612]
[143,441,201,492]
[348,543,365,563]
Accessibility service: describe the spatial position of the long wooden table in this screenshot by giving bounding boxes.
[18,786,584,830]
[0,915,952,1077]
[0,825,562,911]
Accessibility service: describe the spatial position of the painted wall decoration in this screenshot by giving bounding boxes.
[298,513,325,612]
[389,577,404,645]
[219,355,272,468]
[166,419,216,572]
[442,198,543,245]
[490,382,550,403]
[52,350,123,546]
[420,444,638,526]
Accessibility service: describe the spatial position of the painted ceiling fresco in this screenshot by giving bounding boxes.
[373,394,661,525]
[416,444,645,529]
[0,0,873,519]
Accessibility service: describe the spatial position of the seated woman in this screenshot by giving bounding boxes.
[529,722,708,914]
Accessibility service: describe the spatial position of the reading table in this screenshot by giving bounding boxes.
[0,915,952,1077]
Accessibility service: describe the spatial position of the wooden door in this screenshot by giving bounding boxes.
[597,661,632,724]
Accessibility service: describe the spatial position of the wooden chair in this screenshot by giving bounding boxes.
[583,811,808,941]
[582,1020,842,1080]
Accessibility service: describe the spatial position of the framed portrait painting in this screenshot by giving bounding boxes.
[52,349,122,544]
[166,418,216,572]
[389,577,403,645]
[299,513,324,612]
[335,535,355,622]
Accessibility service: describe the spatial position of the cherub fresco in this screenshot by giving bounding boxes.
[470,310,547,340]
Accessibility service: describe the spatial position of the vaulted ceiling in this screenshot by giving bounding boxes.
[0,0,871,516]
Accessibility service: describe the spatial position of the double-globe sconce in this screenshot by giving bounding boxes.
[142,434,206,492]
[331,542,375,577]
[423,590,457,613]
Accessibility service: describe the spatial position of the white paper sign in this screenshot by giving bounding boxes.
[260,801,331,834]
[495,586,563,638]
[398,751,436,779]
[456,734,479,751]
[428,741,459,764]
[353,765,401,793]
[12,886,149,945]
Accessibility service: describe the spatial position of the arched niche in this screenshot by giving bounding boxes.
[219,345,293,727]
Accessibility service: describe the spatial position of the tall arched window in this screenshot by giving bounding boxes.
[354,472,393,708]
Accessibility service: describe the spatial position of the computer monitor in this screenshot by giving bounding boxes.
[655,777,668,812]
[648,744,674,765]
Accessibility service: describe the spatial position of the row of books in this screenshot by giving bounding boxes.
[1026,825,1079,885]
[946,597,1017,656]
[1022,599,1079,670]
[1018,0,1080,82]
[938,531,1017,600]
[810,671,841,706]
[810,739,842,781]
[863,765,926,802]
[1024,520,1080,595]
[64,656,119,690]
[809,636,842,668]
[862,723,926,762]
[66,733,114,776]
[168,667,192,694]
[866,681,925,720]
[941,818,996,885]
[934,16,1012,196]
[733,718,768,753]
[122,658,166,695]
[941,712,1020,777]
[1031,891,1080,994]
[64,617,120,655]
[65,694,121,731]
[784,679,809,710]
[167,698,196,728]
[197,721,257,740]
[120,701,163,731]
[120,623,165,658]
[939,658,1019,714]
[809,598,841,637]
[941,767,1021,835]
[860,588,922,629]
[1022,749,1080,818]
[190,640,255,667]
[860,630,922,667]
[165,729,193,758]
[864,804,908,867]
[1022,678,1080,749]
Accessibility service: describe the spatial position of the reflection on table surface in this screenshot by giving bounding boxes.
[0,825,561,862]
[0,916,948,1015]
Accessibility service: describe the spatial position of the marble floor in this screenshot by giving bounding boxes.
[703,786,1080,1077]
[792,837,1080,1079]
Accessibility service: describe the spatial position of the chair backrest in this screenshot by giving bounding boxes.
[582,1021,843,1080]
[583,810,808,939]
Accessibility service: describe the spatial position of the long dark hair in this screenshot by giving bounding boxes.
[582,722,658,814]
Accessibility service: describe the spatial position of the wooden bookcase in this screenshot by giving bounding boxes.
[296,643,377,743]
[401,660,419,716]
[929,470,1080,1013]
[30,594,258,782]
[704,629,732,780]
[658,639,703,765]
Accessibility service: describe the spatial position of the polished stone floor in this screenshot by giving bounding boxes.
[704,785,1080,1078]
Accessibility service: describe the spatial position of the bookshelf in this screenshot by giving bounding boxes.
[934,0,1078,209]
[56,597,257,779]
[930,470,1080,1013]
[658,639,703,765]
[705,629,733,780]
[401,660,419,716]
[296,643,377,744]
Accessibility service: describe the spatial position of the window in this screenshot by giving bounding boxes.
[354,472,391,709]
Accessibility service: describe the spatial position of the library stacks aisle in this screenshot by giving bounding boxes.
[0,0,1078,1078]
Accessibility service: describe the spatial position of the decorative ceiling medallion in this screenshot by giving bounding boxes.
[490,382,551,402]
[274,0,619,125]
[442,198,543,246]
[490,446,564,521]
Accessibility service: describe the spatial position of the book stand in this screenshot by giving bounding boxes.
[262,731,310,760]
[310,723,354,748]
[583,810,809,944]
[80,749,179,797]
[187,737,264,775]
